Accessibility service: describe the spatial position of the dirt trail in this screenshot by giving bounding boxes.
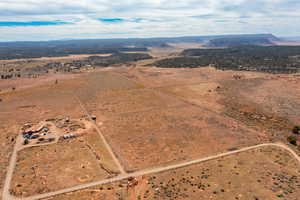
[2,121,61,200]
[73,93,126,174]
[2,135,23,200]
[15,143,300,200]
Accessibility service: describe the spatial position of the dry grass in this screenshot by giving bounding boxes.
[44,146,300,200]
[218,77,300,140]
[136,146,300,200]
[101,105,265,171]
[1,64,300,199]
[83,89,184,119]
[10,131,118,197]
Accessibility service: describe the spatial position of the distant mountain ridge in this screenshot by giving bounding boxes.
[280,37,300,42]
[0,34,279,46]
[0,34,281,60]
[204,34,279,47]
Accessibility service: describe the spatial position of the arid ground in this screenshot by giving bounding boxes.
[1,47,300,200]
[43,145,300,200]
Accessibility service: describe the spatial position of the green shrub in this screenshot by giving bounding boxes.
[287,135,297,145]
[23,139,29,145]
[292,126,300,134]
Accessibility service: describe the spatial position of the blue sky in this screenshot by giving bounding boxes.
[98,18,124,23]
[0,21,71,27]
[0,0,299,41]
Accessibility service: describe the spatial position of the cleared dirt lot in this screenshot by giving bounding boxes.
[1,70,138,195]
[160,82,225,113]
[76,71,143,101]
[101,104,266,171]
[10,129,119,197]
[83,88,184,119]
[44,145,300,200]
[0,77,85,123]
[0,75,87,199]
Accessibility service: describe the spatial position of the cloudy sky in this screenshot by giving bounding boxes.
[0,0,299,41]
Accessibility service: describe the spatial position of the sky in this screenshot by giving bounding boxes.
[0,0,299,41]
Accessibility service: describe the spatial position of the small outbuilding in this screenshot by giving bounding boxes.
[91,115,97,121]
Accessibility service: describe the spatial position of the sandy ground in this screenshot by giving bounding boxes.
[10,130,117,197]
[1,55,300,199]
[0,73,82,94]
[44,145,300,200]
[0,54,112,64]
[148,43,204,57]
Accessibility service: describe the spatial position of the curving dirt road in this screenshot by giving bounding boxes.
[14,143,300,200]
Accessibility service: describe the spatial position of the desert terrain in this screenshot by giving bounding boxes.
[1,43,300,200]
[43,145,300,200]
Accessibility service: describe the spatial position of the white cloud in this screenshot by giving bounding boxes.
[0,0,299,41]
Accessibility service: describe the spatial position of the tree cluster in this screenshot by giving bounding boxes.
[151,46,300,74]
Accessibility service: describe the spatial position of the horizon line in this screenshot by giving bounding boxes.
[0,33,288,43]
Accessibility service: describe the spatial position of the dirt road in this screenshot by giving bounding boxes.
[73,93,126,174]
[2,135,22,200]
[15,143,300,200]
